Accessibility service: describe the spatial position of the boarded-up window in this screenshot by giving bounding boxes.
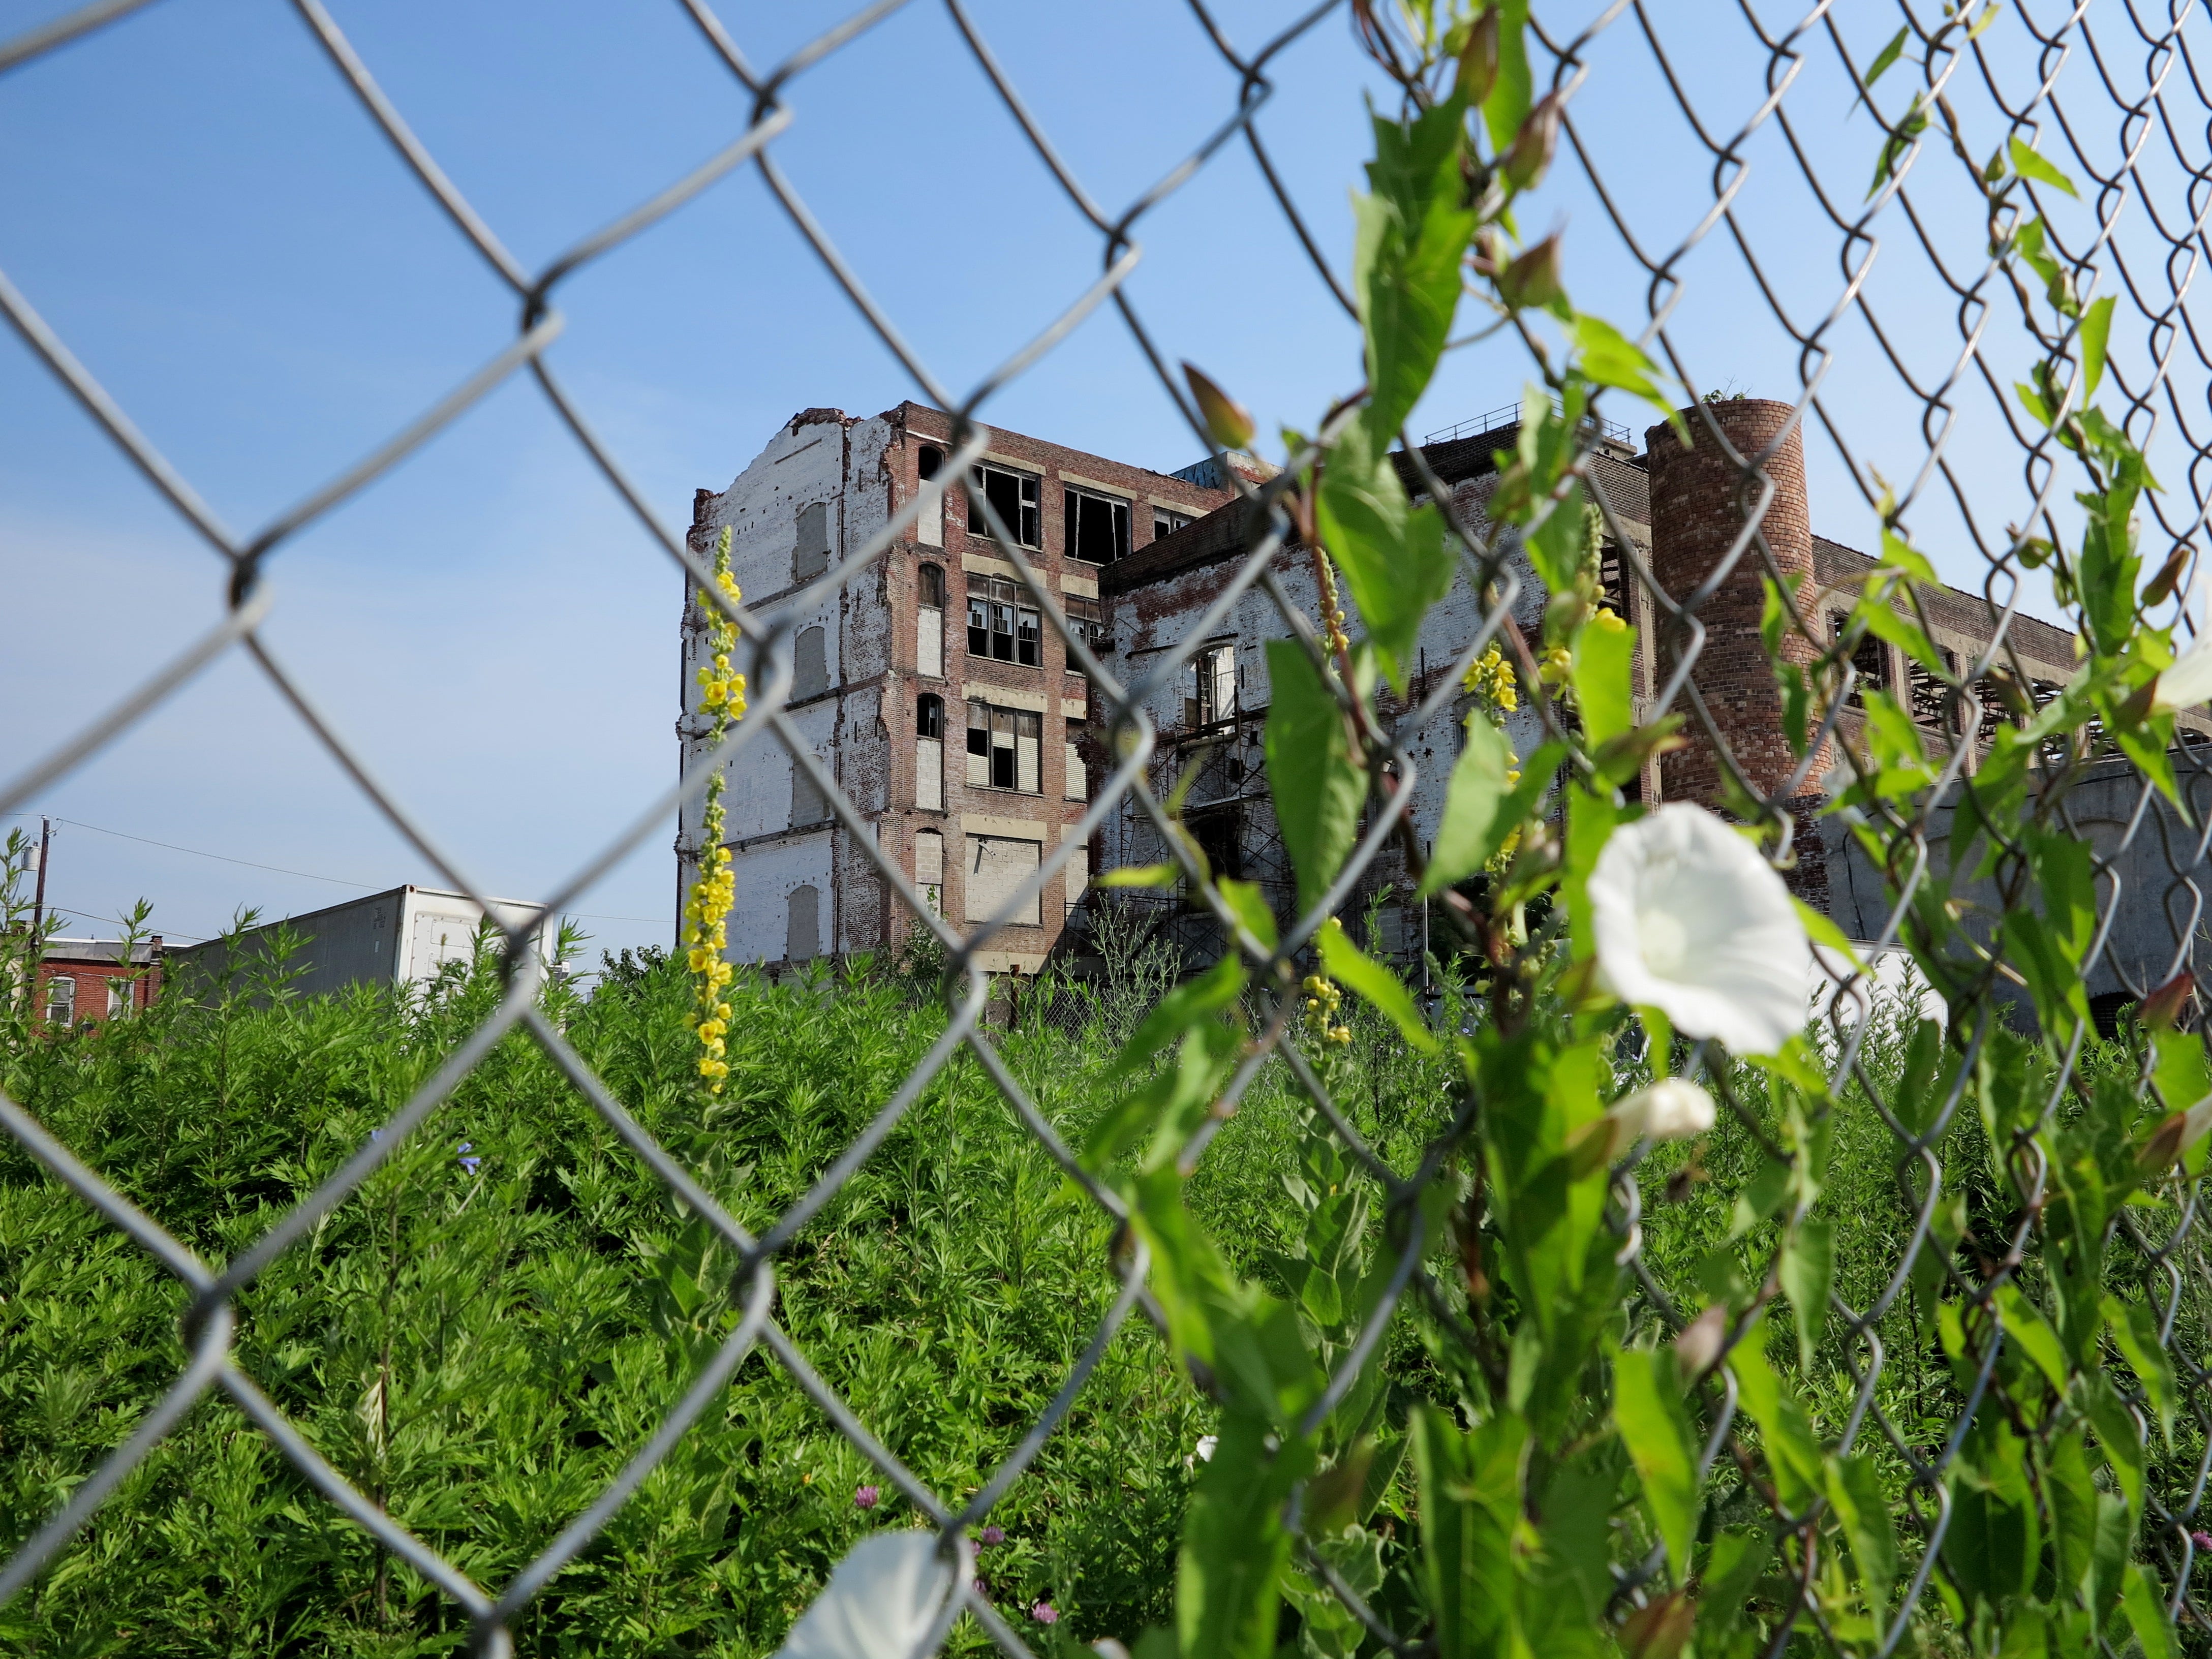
[915,829,944,914]
[966,835,1040,924]
[1064,741,1086,801]
[916,445,944,547]
[793,625,828,700]
[786,884,820,961]
[790,754,827,826]
[1066,843,1089,907]
[793,502,831,583]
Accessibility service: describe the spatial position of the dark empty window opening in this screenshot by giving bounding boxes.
[1831,614,1886,707]
[918,563,945,608]
[917,693,943,739]
[1154,508,1193,541]
[918,443,943,481]
[967,576,1040,665]
[1064,488,1131,564]
[1191,809,1243,884]
[1597,542,1629,622]
[969,465,1040,547]
[967,700,1042,793]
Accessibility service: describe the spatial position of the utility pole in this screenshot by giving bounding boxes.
[27,818,50,1005]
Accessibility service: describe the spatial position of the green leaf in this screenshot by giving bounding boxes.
[1411,1404,1525,1659]
[1113,953,1246,1080]
[2121,1563,2178,1659]
[1214,877,1278,953]
[2010,134,2081,199]
[1523,478,1592,596]
[1992,1283,2070,1397]
[1264,639,1366,913]
[1098,863,1178,888]
[1570,615,1636,748]
[1316,917,1437,1053]
[1570,314,1681,434]
[1612,1347,1699,1576]
[1857,592,1949,677]
[1824,1452,1899,1618]
[2080,293,2115,396]
[1316,416,1457,691]
[1778,1216,1833,1373]
[1355,97,1480,441]
[1479,0,1532,156]
[1860,26,1910,96]
[2103,1295,2177,1442]
[1421,732,1564,896]
[2082,1371,2145,1517]
[1177,1410,1306,1659]
[1727,1331,1823,1509]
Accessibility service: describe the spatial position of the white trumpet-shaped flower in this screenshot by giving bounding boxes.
[1607,1078,1717,1147]
[778,1531,957,1659]
[1588,804,1809,1057]
[2154,632,2212,714]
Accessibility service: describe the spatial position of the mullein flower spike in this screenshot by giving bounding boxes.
[684,528,748,1092]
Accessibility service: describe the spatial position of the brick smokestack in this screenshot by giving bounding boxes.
[1643,399,1830,902]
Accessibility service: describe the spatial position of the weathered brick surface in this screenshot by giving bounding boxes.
[1645,400,1829,808]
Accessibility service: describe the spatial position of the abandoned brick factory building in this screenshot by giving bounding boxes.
[679,397,2212,1013]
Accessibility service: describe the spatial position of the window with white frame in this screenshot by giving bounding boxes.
[1185,642,1238,728]
[968,464,1040,547]
[967,700,1041,793]
[1153,507,1193,540]
[43,974,74,1025]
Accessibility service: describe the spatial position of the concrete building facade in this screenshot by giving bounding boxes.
[678,403,1231,974]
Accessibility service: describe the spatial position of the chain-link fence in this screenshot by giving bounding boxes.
[11,1,2212,1654]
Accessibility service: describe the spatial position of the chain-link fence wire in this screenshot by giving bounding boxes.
[5,0,2212,1652]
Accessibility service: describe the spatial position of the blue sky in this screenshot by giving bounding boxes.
[0,1,2157,962]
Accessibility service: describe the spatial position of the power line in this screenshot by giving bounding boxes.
[2,812,671,927]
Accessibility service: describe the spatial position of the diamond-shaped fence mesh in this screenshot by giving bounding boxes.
[11,1,2212,1654]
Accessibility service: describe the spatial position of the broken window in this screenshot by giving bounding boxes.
[916,693,944,810]
[916,444,945,547]
[967,700,1042,793]
[1154,508,1193,541]
[1064,486,1131,564]
[968,464,1040,547]
[1064,740,1086,801]
[1064,593,1106,650]
[1190,808,1243,892]
[966,835,1041,925]
[917,563,944,677]
[965,576,1040,665]
[1185,642,1238,727]
[1907,646,1958,733]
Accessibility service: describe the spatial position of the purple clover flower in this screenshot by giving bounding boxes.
[1031,1602,1057,1626]
[979,1525,1004,1547]
[853,1484,880,1510]
[2194,1529,2212,1551]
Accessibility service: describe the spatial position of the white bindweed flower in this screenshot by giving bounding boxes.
[1185,1434,1218,1471]
[2154,633,2212,714]
[1607,1078,1716,1148]
[1588,804,1810,1057]
[778,1532,956,1659]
